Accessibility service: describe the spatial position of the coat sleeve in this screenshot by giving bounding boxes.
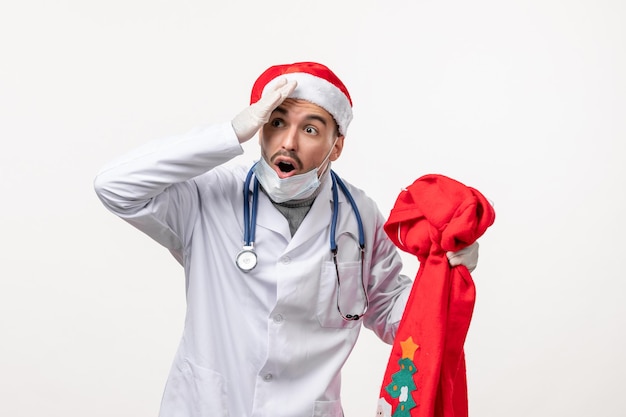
[93,122,244,263]
[361,200,413,345]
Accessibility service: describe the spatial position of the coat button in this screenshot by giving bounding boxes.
[273,314,284,323]
[280,256,291,264]
[263,373,273,382]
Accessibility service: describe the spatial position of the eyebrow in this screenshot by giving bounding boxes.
[274,106,329,127]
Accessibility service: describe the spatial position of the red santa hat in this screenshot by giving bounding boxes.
[250,61,353,136]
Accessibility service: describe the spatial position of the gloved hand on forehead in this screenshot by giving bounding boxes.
[232,78,297,143]
[446,241,479,272]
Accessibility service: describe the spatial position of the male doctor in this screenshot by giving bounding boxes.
[94,61,478,417]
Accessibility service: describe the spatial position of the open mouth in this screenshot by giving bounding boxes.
[270,151,301,177]
[277,161,296,173]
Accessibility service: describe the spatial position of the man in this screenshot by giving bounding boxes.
[94,62,478,417]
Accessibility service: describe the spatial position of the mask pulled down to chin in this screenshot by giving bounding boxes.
[252,157,324,203]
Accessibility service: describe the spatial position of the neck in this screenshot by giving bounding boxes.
[261,170,330,236]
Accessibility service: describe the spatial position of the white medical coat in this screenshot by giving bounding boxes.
[94,122,412,417]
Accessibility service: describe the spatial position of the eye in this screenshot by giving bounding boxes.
[304,125,319,135]
[270,118,285,128]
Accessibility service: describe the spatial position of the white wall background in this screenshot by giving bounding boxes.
[1,0,625,416]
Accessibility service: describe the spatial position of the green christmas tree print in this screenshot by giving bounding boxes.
[384,336,419,416]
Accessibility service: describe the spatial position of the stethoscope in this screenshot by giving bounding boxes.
[236,165,369,321]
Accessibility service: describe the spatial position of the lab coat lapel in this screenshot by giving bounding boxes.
[255,192,291,243]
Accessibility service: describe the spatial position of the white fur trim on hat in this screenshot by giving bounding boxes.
[262,72,353,136]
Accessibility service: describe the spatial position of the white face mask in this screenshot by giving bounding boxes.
[253,139,337,203]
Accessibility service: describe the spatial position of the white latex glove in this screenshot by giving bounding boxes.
[231,78,297,143]
[446,242,479,272]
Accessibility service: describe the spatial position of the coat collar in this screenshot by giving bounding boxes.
[252,167,347,252]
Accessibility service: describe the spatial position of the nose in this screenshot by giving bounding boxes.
[280,126,298,151]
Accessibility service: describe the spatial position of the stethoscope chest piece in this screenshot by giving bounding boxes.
[236,246,257,272]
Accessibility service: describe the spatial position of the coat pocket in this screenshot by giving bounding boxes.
[159,358,228,417]
[313,399,344,417]
[316,260,364,329]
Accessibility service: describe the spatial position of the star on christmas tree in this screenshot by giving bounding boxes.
[400,336,419,360]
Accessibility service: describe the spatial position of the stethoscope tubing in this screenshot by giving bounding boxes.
[329,170,365,252]
[242,167,260,247]
[240,165,369,320]
[244,167,366,250]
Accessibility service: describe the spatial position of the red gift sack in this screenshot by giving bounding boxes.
[377,174,496,417]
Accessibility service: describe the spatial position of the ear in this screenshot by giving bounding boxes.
[330,135,345,161]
